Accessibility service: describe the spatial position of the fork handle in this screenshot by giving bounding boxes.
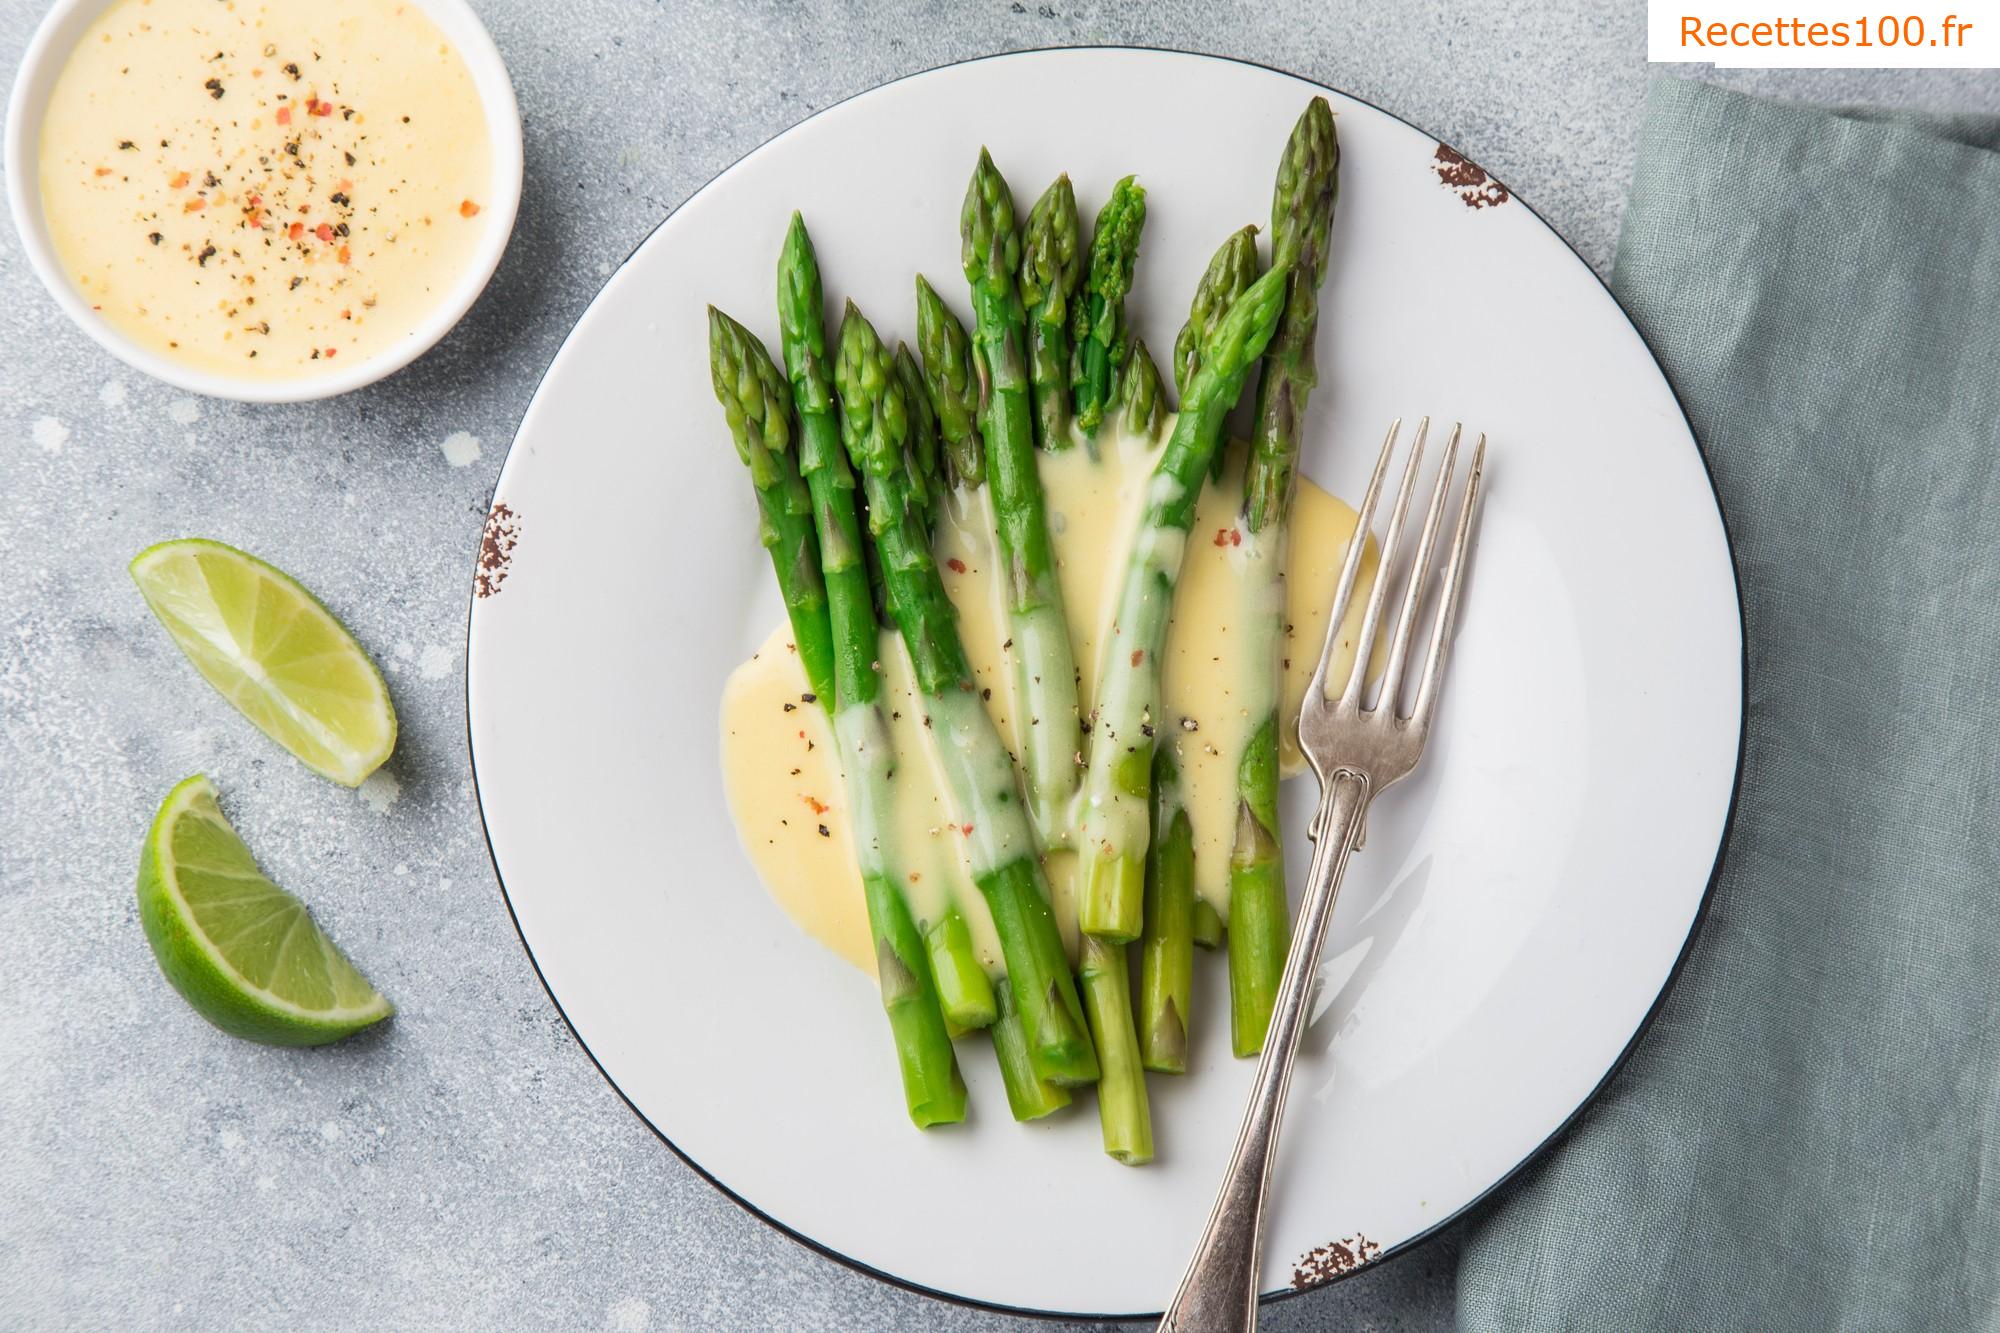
[1157,769,1372,1333]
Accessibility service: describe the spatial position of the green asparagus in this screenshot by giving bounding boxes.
[1193,899,1225,951]
[1017,175,1085,450]
[992,977,1071,1120]
[1138,744,1195,1072]
[707,305,836,708]
[1070,176,1147,438]
[1076,238,1290,942]
[925,910,998,1030]
[913,274,985,491]
[835,299,1099,1088]
[960,150,1083,848]
[1228,98,1340,1057]
[713,298,965,1127]
[1079,935,1152,1163]
[1117,338,1167,442]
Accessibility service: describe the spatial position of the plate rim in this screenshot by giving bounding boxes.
[462,44,1748,1322]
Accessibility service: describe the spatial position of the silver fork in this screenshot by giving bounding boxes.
[1158,418,1487,1333]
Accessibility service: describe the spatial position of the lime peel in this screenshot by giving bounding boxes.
[138,774,392,1046]
[130,538,396,787]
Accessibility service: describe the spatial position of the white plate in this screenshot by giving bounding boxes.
[467,49,1742,1319]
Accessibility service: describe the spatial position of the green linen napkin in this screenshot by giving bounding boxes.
[1457,78,2000,1331]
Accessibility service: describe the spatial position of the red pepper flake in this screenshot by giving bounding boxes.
[960,824,974,836]
[183,198,205,213]
[93,166,112,177]
[244,209,262,229]
[1232,529,1243,546]
[168,171,190,189]
[309,97,332,117]
[322,348,337,358]
[945,557,968,574]
[1214,528,1231,546]
[459,199,481,218]
[275,105,291,125]
[337,245,351,265]
[287,221,304,241]
[803,796,829,815]
[314,222,335,244]
[1131,649,1145,667]
[247,193,261,207]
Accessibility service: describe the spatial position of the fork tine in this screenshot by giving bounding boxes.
[1378,424,1461,719]
[1306,419,1400,711]
[1410,434,1487,729]
[1340,417,1429,707]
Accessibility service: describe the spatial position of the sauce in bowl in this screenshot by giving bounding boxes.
[38,0,492,381]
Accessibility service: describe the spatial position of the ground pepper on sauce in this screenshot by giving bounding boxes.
[40,0,491,378]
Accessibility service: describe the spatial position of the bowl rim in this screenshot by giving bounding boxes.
[3,0,524,404]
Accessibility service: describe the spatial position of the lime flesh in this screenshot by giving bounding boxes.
[138,775,392,1046]
[130,538,396,787]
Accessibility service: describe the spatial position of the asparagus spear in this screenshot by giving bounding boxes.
[1076,236,1290,942]
[835,299,1099,1088]
[712,301,965,1127]
[913,275,985,491]
[1017,175,1085,450]
[960,150,1083,848]
[1070,176,1147,438]
[1228,98,1341,1058]
[992,977,1071,1120]
[894,341,941,530]
[707,305,836,708]
[1139,744,1195,1073]
[925,910,998,1030]
[1079,936,1152,1163]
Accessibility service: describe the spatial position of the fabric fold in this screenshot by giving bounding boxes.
[1458,77,2000,1332]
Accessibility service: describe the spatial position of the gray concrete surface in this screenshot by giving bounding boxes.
[3,2,1994,1328]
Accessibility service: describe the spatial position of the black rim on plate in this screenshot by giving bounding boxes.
[464,45,1750,1323]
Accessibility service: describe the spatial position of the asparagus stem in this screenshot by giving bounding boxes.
[992,977,1072,1120]
[1070,176,1147,438]
[1017,175,1085,450]
[960,150,1084,848]
[1076,237,1290,942]
[1079,936,1153,1163]
[926,910,998,1029]
[1139,744,1195,1073]
[1227,717,1289,1057]
[706,306,837,708]
[714,296,965,1127]
[1228,98,1341,1057]
[1192,899,1225,951]
[835,300,1099,1088]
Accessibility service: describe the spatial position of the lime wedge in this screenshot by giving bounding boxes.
[130,539,395,787]
[138,775,392,1046]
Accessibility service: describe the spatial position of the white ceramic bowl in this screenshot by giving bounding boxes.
[4,0,523,403]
